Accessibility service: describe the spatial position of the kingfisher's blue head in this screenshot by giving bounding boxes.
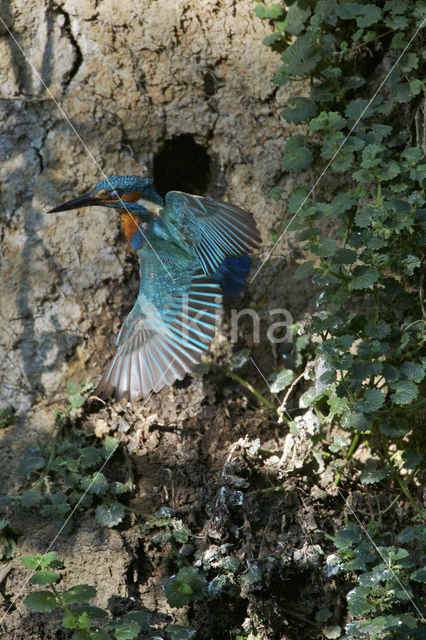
[48,175,163,215]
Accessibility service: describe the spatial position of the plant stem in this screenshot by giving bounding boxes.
[381,434,424,517]
[221,367,278,413]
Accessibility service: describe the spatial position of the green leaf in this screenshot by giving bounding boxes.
[72,605,109,619]
[356,5,382,28]
[19,446,46,476]
[20,490,43,508]
[120,611,149,632]
[360,461,388,484]
[401,449,422,470]
[402,254,421,275]
[166,624,197,640]
[67,381,81,395]
[281,97,317,124]
[310,237,337,257]
[286,3,311,35]
[281,34,321,76]
[323,625,341,639]
[410,567,426,583]
[0,407,14,428]
[269,368,294,393]
[79,447,102,469]
[347,585,374,616]
[95,502,125,528]
[63,584,97,604]
[342,411,373,432]
[80,472,108,496]
[357,388,385,412]
[309,111,346,131]
[113,620,141,640]
[24,590,57,612]
[164,567,207,608]
[351,266,379,289]
[282,135,312,171]
[391,380,418,405]
[355,205,374,229]
[231,349,250,370]
[29,570,60,586]
[254,3,283,20]
[21,554,40,570]
[400,361,424,383]
[103,436,119,458]
[333,524,363,548]
[294,260,315,281]
[333,248,357,265]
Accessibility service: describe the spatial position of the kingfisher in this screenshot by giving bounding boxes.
[48,175,260,401]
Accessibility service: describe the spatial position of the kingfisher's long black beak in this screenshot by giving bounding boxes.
[47,190,104,213]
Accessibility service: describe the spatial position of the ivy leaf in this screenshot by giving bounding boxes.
[166,624,197,640]
[24,590,57,613]
[357,388,385,413]
[19,446,46,477]
[286,4,311,35]
[360,461,388,484]
[95,502,125,528]
[103,436,119,458]
[345,98,371,121]
[347,585,374,616]
[120,611,150,632]
[281,35,321,75]
[355,5,382,28]
[309,237,337,257]
[281,97,317,123]
[351,266,380,289]
[391,380,418,405]
[29,570,60,586]
[402,254,421,275]
[63,584,97,604]
[20,490,43,508]
[113,620,141,640]
[333,524,363,548]
[294,260,315,281]
[365,321,391,339]
[410,567,426,583]
[401,450,422,470]
[332,249,357,264]
[80,472,108,496]
[400,361,424,383]
[282,135,312,171]
[164,567,207,608]
[342,411,373,432]
[269,368,294,393]
[254,3,283,20]
[355,205,374,229]
[309,111,346,131]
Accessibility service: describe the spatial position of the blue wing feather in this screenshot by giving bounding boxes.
[213,255,252,296]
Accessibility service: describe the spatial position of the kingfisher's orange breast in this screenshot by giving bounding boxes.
[120,213,140,253]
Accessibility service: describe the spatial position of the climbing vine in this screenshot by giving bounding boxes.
[255,0,425,635]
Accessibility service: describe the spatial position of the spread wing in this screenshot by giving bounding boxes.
[95,245,222,401]
[162,192,261,275]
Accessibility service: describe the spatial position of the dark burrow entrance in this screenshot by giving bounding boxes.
[153,134,211,198]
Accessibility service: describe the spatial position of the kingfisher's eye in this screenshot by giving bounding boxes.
[110,189,122,198]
